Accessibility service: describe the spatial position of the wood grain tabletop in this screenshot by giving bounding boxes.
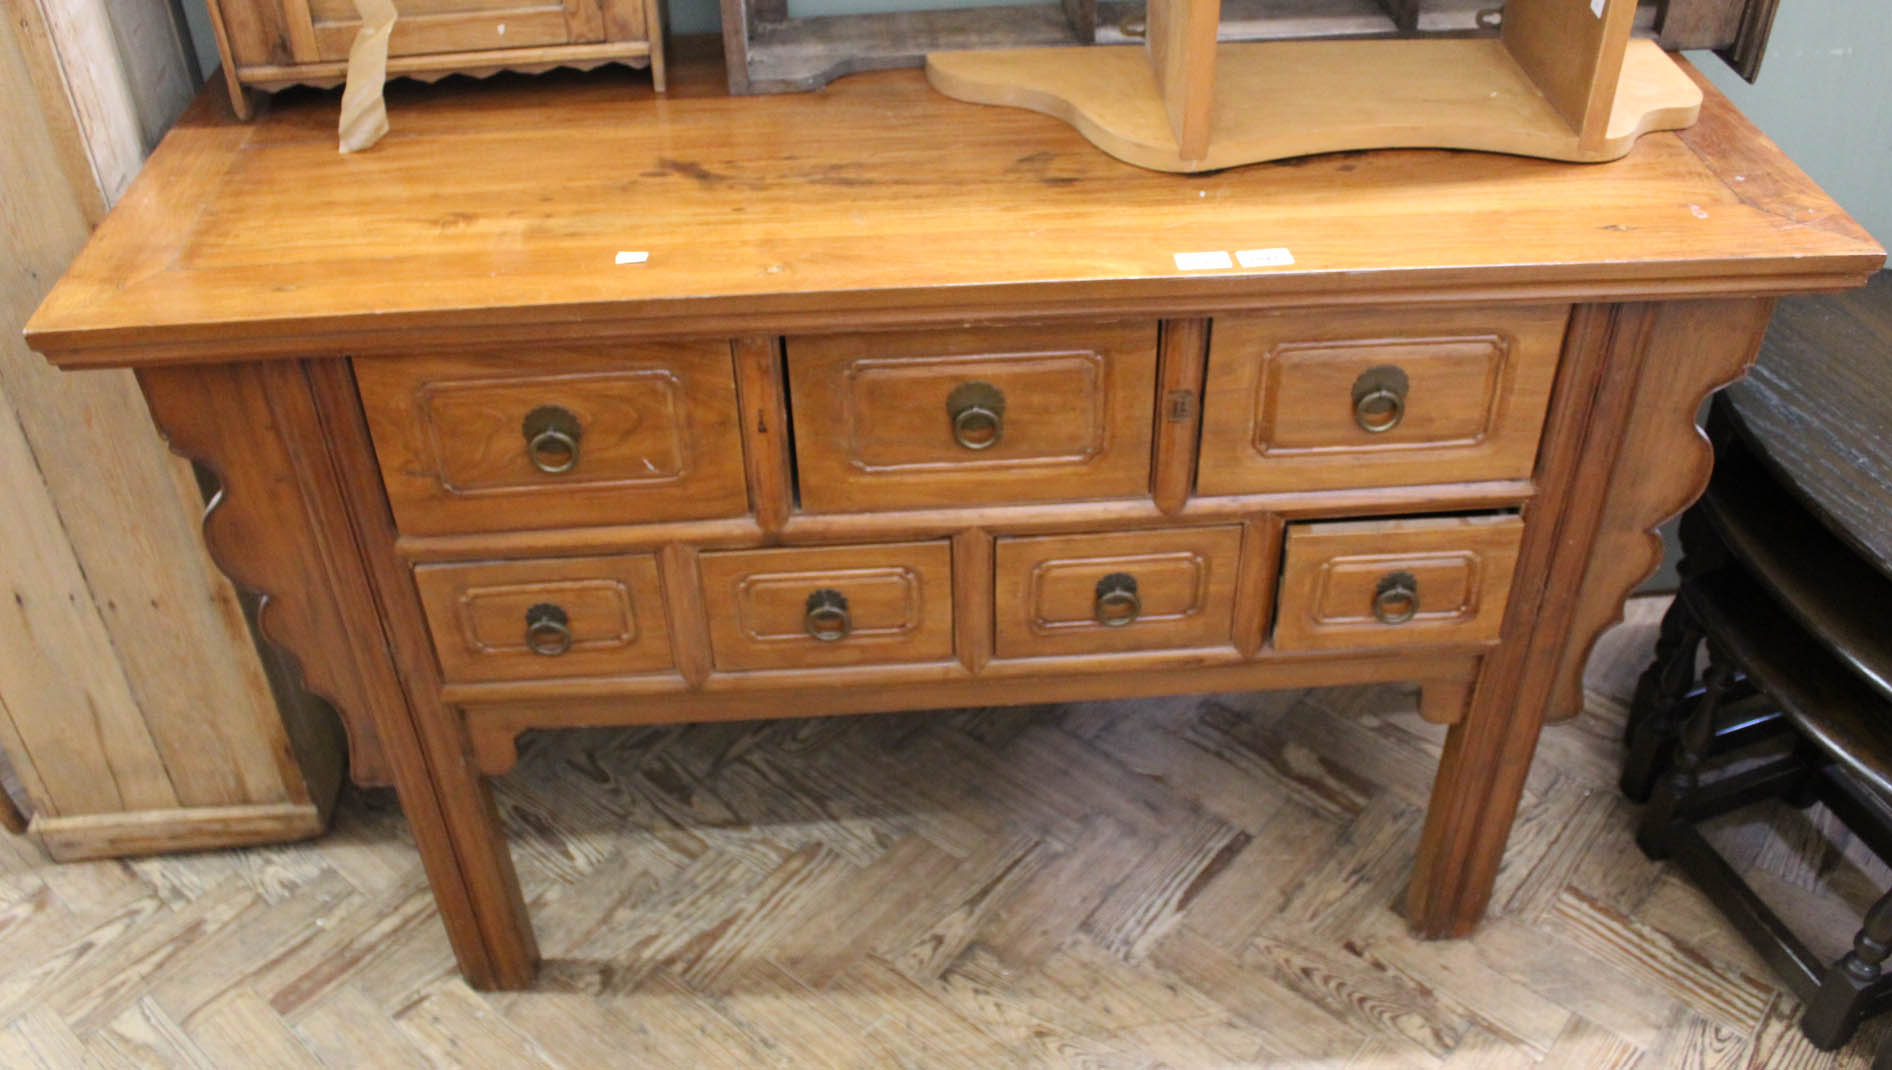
[25,53,1883,367]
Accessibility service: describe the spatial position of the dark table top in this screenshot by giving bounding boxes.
[1727,271,1892,579]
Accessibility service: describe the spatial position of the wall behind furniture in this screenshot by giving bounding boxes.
[1693,0,1890,245]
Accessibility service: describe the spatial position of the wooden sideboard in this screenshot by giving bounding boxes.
[24,56,1882,990]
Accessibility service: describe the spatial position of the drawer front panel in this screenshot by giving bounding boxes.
[305,1,647,62]
[415,554,672,682]
[1198,306,1568,494]
[995,526,1245,658]
[787,323,1160,512]
[357,343,748,535]
[1273,515,1524,652]
[699,542,955,671]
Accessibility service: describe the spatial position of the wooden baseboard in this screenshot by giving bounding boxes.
[29,802,326,861]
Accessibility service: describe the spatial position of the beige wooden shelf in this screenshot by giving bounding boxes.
[930,37,1701,172]
[928,0,1704,171]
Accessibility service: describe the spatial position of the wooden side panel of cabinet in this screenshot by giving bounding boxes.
[0,8,341,858]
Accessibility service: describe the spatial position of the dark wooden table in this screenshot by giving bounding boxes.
[1627,269,1892,1052]
[1727,271,1892,579]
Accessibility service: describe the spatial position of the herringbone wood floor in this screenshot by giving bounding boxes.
[1,596,1887,1068]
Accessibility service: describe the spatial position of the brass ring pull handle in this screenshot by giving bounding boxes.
[946,381,1006,451]
[1351,365,1411,434]
[524,603,574,656]
[1373,571,1420,626]
[1094,572,1141,627]
[804,588,851,642]
[522,405,583,474]
[1118,13,1148,37]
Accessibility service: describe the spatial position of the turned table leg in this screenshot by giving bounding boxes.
[1805,891,1892,1050]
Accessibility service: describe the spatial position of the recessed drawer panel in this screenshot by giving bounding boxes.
[1198,306,1568,494]
[357,343,748,535]
[994,526,1246,658]
[698,542,955,671]
[1273,515,1524,652]
[414,554,673,682]
[786,323,1160,512]
[304,1,645,62]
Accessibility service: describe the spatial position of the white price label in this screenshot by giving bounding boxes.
[1236,247,1295,268]
[1173,250,1235,271]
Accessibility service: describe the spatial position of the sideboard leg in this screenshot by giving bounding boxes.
[299,358,541,988]
[1407,300,1774,937]
[1408,675,1539,938]
[411,706,540,990]
[137,358,533,986]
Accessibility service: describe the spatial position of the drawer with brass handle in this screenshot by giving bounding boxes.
[355,342,748,535]
[993,526,1246,658]
[697,541,956,671]
[413,554,674,683]
[1272,514,1524,652]
[1198,305,1568,495]
[786,323,1160,512]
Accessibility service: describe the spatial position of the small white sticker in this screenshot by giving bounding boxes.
[1590,0,1604,16]
[615,250,649,265]
[1236,247,1295,268]
[1174,250,1234,271]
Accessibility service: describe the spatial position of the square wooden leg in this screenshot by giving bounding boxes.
[407,712,539,990]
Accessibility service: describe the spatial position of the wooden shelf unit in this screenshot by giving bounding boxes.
[927,0,1705,171]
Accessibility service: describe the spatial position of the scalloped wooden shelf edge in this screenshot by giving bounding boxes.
[925,37,1703,172]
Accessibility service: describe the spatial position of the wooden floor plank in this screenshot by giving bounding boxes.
[3,1007,89,1069]
[1352,907,1573,1059]
[184,988,324,1069]
[974,814,1147,972]
[1082,812,1250,963]
[393,980,560,1068]
[145,870,354,1023]
[1647,1006,1752,1070]
[290,985,431,1069]
[1545,887,1775,1034]
[1534,1014,1644,1070]
[88,995,216,1070]
[1242,927,1474,1062]
[1151,927,1371,1060]
[1458,915,1687,1052]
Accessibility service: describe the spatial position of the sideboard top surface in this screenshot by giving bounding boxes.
[26,53,1883,368]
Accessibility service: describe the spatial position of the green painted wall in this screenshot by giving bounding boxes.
[1689,0,1891,246]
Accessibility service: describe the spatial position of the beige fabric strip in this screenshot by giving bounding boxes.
[338,0,398,152]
